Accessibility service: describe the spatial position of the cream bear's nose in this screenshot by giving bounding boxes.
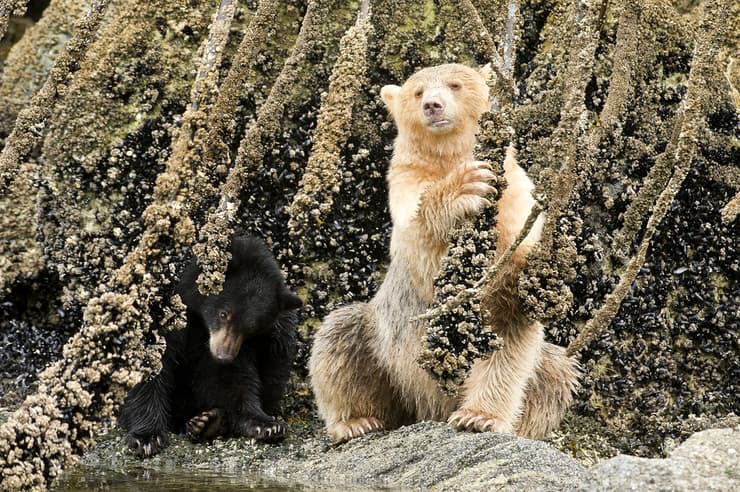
[423,97,445,117]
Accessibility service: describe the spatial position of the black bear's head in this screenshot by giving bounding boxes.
[177,235,302,363]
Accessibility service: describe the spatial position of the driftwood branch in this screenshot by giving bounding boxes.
[721,192,740,224]
[535,0,603,253]
[193,0,332,295]
[457,0,516,103]
[0,0,27,40]
[287,1,372,241]
[503,0,518,76]
[201,0,280,173]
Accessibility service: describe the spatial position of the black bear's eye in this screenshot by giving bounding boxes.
[218,310,228,320]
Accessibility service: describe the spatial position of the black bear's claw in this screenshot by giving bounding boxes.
[242,418,286,443]
[125,431,169,458]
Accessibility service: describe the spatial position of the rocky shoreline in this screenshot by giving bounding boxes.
[55,419,739,491]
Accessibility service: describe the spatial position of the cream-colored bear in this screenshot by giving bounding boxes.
[309,63,579,442]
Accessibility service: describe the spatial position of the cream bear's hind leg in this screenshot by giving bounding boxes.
[309,303,407,443]
[449,320,544,433]
[516,342,580,439]
[449,146,548,434]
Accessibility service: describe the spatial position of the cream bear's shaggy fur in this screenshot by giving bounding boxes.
[309,63,579,443]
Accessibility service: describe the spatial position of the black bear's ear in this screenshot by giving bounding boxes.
[279,290,302,310]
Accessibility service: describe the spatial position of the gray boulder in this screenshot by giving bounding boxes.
[582,427,740,491]
[270,422,587,491]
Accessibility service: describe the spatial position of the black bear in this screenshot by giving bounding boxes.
[118,234,302,457]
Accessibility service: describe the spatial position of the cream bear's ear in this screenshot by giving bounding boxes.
[477,63,493,80]
[380,84,400,107]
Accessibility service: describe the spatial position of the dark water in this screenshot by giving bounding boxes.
[54,465,305,491]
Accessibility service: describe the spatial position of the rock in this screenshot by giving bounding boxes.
[61,421,587,490]
[59,421,740,491]
[270,422,587,491]
[581,427,740,491]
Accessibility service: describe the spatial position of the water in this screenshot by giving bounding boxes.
[55,465,305,491]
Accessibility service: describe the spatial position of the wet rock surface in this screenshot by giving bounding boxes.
[52,419,740,491]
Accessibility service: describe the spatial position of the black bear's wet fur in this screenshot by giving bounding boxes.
[118,234,302,457]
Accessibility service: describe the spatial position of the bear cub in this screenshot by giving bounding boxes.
[118,234,302,457]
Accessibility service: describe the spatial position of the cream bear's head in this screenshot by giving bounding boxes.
[380,63,491,137]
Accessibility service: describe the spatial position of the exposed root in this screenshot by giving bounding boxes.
[567,0,732,356]
[0,0,110,191]
[193,0,333,296]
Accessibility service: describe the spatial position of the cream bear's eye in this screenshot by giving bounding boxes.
[448,81,462,90]
[414,87,423,98]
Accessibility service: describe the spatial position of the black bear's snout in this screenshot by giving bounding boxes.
[209,329,244,363]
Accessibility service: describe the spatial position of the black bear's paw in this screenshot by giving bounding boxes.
[241,417,287,443]
[186,408,224,442]
[125,431,169,458]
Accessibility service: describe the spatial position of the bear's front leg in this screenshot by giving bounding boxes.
[255,313,298,416]
[118,336,181,458]
[123,430,169,458]
[119,375,172,457]
[415,160,494,240]
[229,349,291,443]
[454,160,496,215]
